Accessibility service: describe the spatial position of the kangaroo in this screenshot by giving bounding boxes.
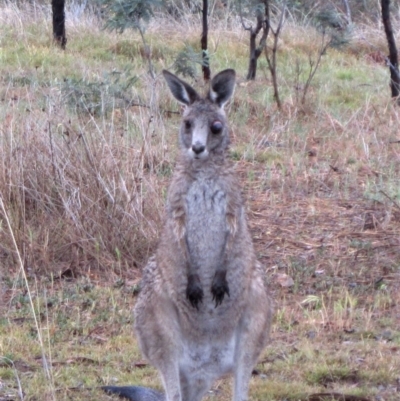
[103,69,273,401]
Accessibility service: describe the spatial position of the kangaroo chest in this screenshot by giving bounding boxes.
[185,179,228,268]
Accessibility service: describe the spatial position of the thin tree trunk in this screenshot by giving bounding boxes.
[247,13,263,80]
[244,0,270,80]
[265,1,284,109]
[201,0,211,82]
[342,0,352,24]
[247,28,258,80]
[52,0,66,49]
[381,0,400,102]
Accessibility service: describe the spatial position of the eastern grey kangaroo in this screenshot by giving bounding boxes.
[103,69,273,401]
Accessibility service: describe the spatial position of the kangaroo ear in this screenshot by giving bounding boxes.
[162,70,200,106]
[208,69,236,108]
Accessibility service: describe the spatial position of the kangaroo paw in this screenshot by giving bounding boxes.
[186,274,204,309]
[211,271,230,307]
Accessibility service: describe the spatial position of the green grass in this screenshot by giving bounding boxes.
[3,277,398,401]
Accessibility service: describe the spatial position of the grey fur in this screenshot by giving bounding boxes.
[132,69,273,401]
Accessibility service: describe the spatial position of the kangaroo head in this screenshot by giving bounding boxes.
[163,69,236,161]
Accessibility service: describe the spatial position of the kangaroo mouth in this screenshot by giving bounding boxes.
[189,149,209,160]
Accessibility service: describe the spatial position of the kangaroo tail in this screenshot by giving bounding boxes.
[101,385,165,401]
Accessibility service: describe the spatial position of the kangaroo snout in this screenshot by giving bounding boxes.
[192,142,206,155]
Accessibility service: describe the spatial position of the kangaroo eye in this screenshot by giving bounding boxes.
[184,120,192,130]
[210,120,223,134]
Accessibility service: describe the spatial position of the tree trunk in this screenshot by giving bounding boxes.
[243,0,269,80]
[201,0,211,82]
[247,20,260,80]
[342,0,352,24]
[52,0,66,49]
[246,0,270,80]
[381,0,400,102]
[264,1,284,109]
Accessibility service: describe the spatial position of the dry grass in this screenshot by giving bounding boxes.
[0,96,166,276]
[1,1,400,401]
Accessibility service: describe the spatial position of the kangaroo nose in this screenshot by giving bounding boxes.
[192,143,205,154]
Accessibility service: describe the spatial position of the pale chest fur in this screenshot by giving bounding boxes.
[185,177,229,271]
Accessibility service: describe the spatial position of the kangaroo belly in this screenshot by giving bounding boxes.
[179,333,236,379]
[185,179,228,268]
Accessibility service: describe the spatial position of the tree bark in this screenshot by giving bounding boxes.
[381,0,400,102]
[52,0,66,49]
[246,0,270,80]
[201,0,211,82]
[265,2,284,109]
[342,0,352,24]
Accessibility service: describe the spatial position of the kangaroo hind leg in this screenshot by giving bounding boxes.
[180,369,211,401]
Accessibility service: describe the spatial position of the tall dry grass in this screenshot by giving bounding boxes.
[0,3,175,277]
[0,105,167,277]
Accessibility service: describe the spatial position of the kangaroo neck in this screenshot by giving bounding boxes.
[180,152,227,179]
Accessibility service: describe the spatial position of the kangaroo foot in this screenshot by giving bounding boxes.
[186,274,204,309]
[211,270,230,307]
